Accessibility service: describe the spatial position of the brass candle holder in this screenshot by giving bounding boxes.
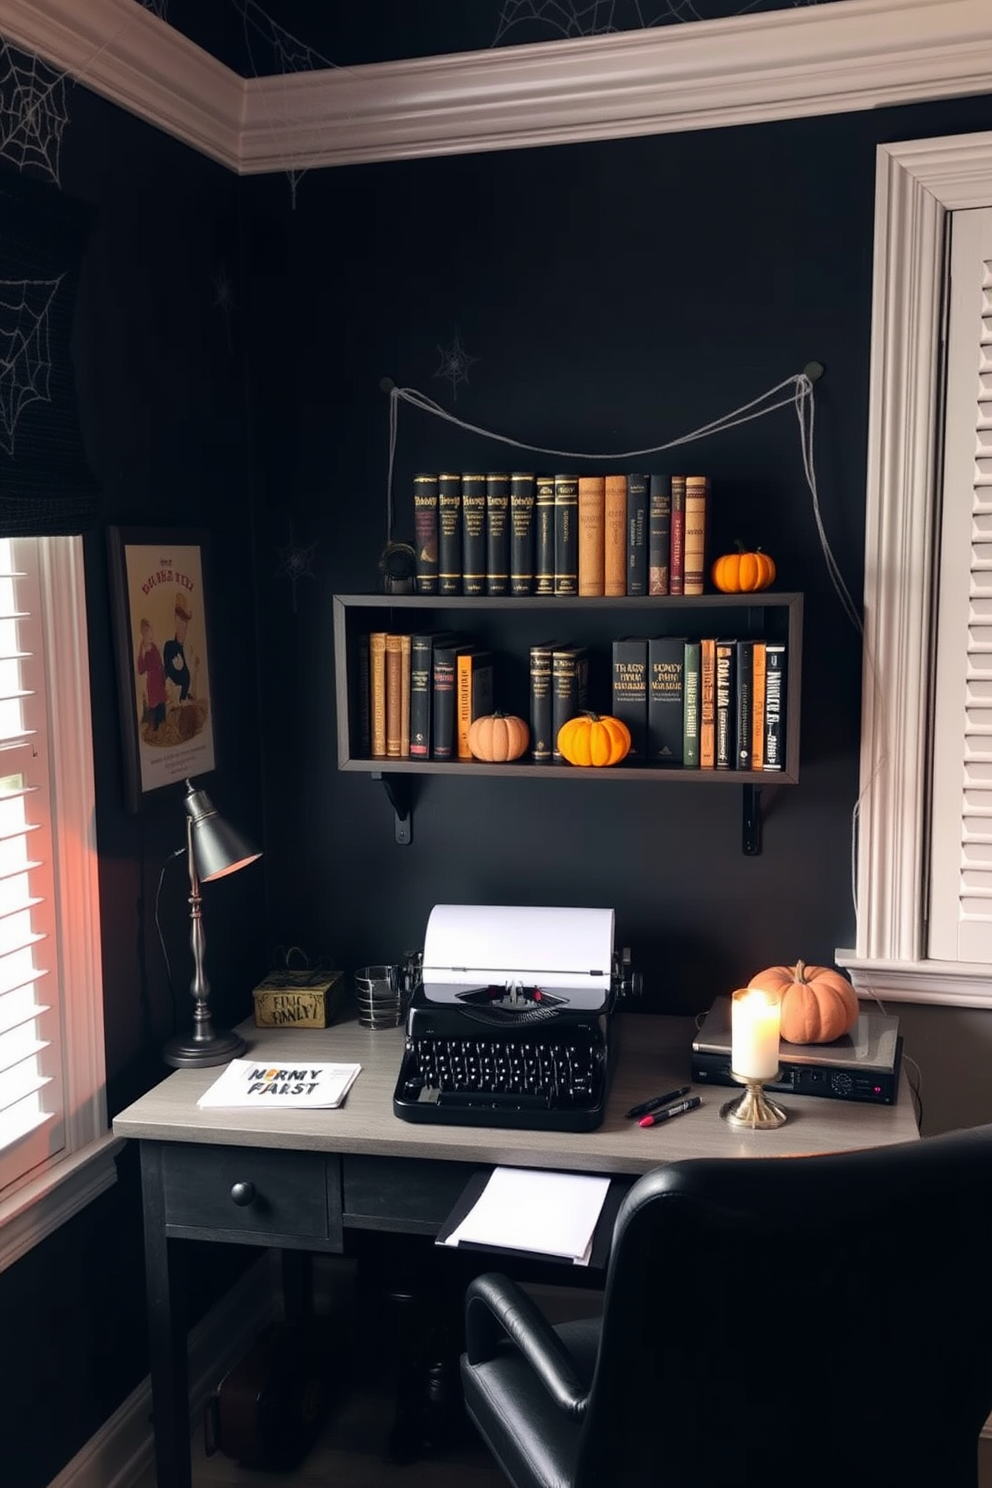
[720,1069,788,1129]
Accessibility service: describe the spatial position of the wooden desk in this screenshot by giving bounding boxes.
[114,1011,918,1487]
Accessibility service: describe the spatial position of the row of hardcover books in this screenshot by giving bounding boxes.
[412,472,710,598]
[360,629,785,770]
[612,637,787,772]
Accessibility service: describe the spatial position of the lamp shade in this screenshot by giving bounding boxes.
[183,781,261,882]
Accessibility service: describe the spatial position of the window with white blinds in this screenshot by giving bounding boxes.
[929,208,992,964]
[0,539,65,1191]
[837,133,992,1010]
[0,536,116,1273]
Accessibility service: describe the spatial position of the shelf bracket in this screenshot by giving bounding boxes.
[372,772,413,846]
[742,785,762,856]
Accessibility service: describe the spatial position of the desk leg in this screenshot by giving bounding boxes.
[140,1142,191,1488]
[280,1249,314,1324]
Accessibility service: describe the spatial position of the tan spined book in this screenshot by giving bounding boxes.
[577,475,606,596]
[604,474,628,596]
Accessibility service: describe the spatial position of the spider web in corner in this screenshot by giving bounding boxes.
[0,41,69,188]
[0,171,101,535]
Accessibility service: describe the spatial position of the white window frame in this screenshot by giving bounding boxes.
[0,535,119,1273]
[837,131,992,1008]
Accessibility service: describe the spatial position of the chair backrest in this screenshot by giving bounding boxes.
[575,1123,992,1488]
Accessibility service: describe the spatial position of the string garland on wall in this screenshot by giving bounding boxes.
[382,363,883,919]
[382,361,860,638]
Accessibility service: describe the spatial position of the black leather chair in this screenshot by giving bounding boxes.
[461,1124,992,1488]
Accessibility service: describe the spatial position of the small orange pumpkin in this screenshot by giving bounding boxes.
[711,543,776,594]
[748,960,858,1045]
[468,712,530,762]
[557,711,631,767]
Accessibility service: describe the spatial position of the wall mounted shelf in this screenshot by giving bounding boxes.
[333,592,802,853]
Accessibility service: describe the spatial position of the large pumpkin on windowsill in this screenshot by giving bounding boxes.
[747,960,858,1045]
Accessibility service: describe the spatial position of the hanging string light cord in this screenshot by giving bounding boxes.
[385,363,885,922]
[789,378,886,926]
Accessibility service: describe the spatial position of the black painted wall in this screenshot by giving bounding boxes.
[6,41,992,1488]
[0,85,268,1488]
[247,94,992,1008]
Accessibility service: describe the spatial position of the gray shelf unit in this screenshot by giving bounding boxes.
[332,592,802,852]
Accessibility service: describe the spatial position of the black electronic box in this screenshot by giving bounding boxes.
[691,997,903,1105]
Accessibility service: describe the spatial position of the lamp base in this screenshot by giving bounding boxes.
[162,1027,247,1069]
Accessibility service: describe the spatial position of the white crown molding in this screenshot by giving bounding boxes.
[0,0,245,170]
[0,0,989,170]
[240,0,992,172]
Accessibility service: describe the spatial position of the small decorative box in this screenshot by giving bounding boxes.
[252,968,344,1029]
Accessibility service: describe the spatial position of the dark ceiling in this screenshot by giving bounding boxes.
[141,0,836,76]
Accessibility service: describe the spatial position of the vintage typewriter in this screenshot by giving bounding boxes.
[392,904,640,1132]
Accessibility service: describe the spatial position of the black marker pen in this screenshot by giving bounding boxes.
[638,1095,701,1128]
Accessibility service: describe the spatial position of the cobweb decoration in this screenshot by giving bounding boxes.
[275,521,318,613]
[0,42,69,187]
[230,0,338,208]
[434,331,478,401]
[135,0,171,17]
[492,0,816,42]
[0,275,60,457]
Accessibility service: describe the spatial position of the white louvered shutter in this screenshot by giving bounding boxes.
[0,536,65,1195]
[929,208,992,963]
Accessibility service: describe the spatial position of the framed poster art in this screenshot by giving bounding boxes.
[107,527,216,812]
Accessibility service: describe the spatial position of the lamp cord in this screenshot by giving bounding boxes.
[154,846,186,1036]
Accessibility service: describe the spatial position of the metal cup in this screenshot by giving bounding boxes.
[353,964,404,1029]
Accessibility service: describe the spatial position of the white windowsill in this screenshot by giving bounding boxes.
[836,950,992,1010]
[0,1134,123,1275]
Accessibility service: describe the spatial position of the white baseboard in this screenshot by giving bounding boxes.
[48,1250,281,1488]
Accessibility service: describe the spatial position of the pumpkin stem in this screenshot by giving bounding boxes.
[578,710,602,722]
[794,959,808,982]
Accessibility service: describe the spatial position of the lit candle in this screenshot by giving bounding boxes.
[731,988,781,1080]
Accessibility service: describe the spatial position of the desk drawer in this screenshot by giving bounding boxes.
[161,1145,343,1249]
[343,1156,477,1234]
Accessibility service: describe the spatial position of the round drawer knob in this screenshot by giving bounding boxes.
[230,1181,255,1207]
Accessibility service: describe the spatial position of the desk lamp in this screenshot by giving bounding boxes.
[162,779,262,1069]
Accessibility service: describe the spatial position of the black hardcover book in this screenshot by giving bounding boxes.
[413,472,439,595]
[648,474,671,596]
[438,473,463,596]
[529,638,566,761]
[552,643,589,761]
[432,640,475,759]
[461,473,487,596]
[714,639,736,770]
[647,635,686,766]
[735,640,754,770]
[510,472,536,595]
[553,474,579,596]
[612,637,648,762]
[534,474,556,596]
[626,474,648,596]
[355,633,371,758]
[763,642,787,771]
[485,473,511,596]
[409,630,462,759]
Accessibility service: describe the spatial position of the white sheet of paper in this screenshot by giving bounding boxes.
[443,1166,611,1264]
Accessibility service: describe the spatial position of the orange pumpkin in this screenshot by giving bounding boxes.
[557,711,631,767]
[711,544,776,594]
[748,960,858,1045]
[468,712,529,762]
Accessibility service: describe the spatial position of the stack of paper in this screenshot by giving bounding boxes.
[441,1166,611,1266]
[196,1058,361,1110]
